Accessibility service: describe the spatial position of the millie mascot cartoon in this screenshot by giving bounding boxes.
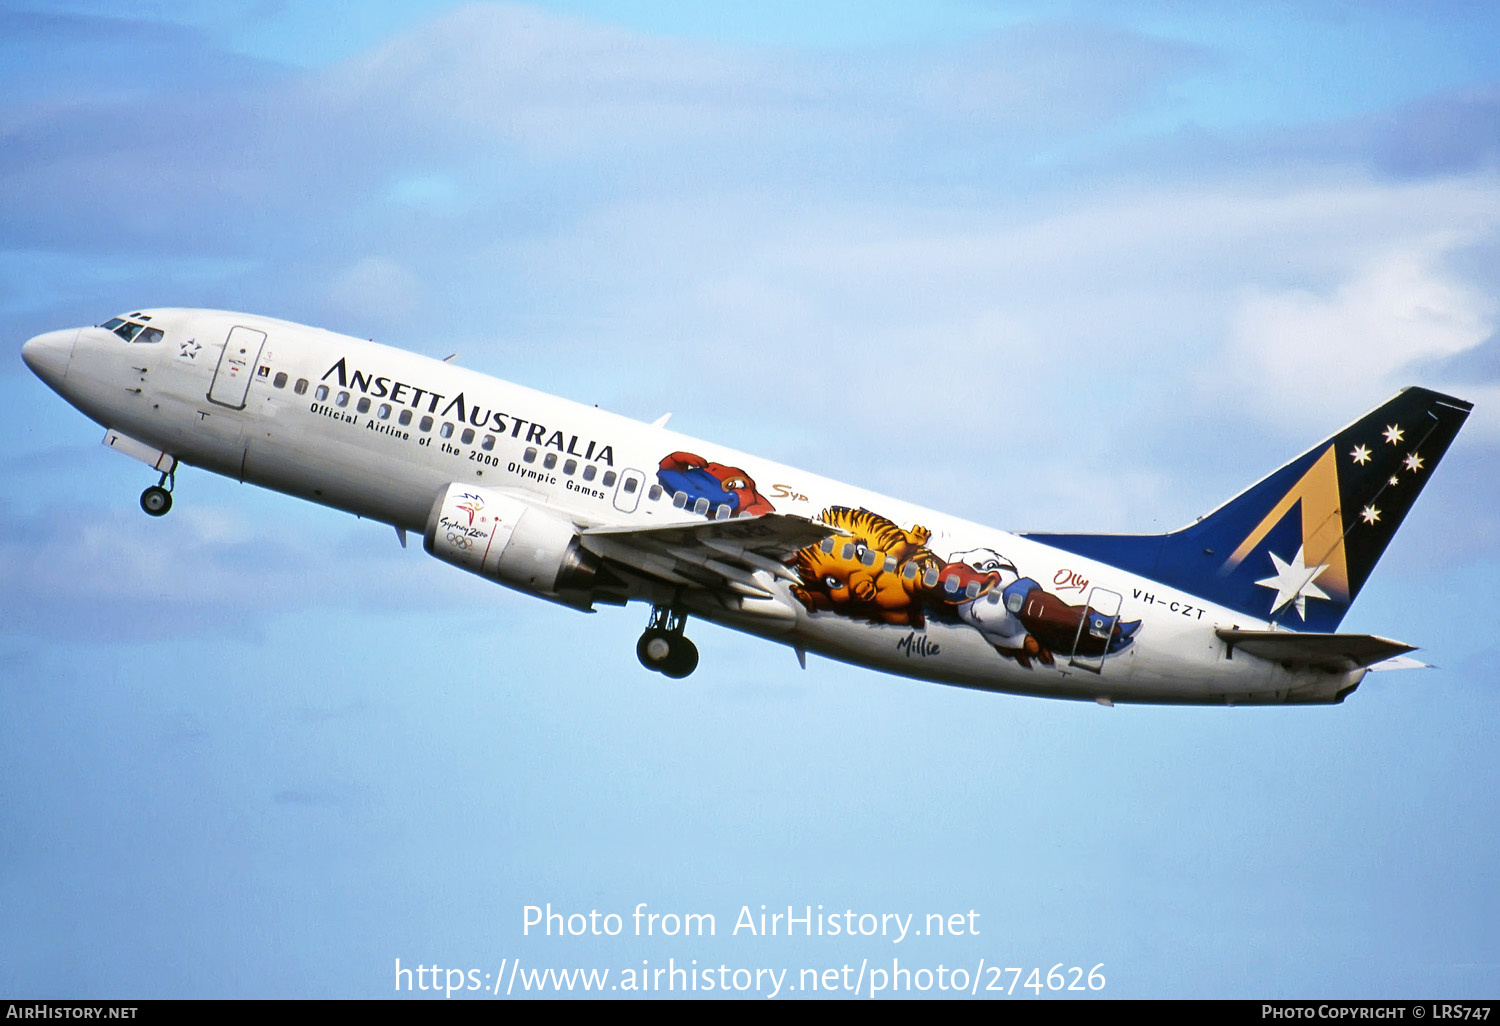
[657,451,776,516]
[791,507,943,626]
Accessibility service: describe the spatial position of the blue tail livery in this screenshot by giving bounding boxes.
[1025,387,1472,632]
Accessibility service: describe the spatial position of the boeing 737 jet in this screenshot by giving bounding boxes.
[22,309,1470,705]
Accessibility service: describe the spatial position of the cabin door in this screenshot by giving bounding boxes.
[1069,586,1122,674]
[207,326,266,409]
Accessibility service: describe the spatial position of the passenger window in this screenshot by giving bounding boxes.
[543,453,557,470]
[648,484,662,501]
[378,404,391,420]
[523,448,537,463]
[861,548,880,568]
[673,490,687,509]
[273,372,288,389]
[820,538,835,554]
[582,464,597,482]
[294,378,309,395]
[944,574,960,593]
[356,397,371,413]
[460,428,474,444]
[315,384,329,401]
[624,476,638,494]
[884,556,897,573]
[840,542,856,561]
[693,497,710,516]
[902,562,919,580]
[965,581,982,599]
[602,471,617,487]
[563,459,577,475]
[714,503,729,519]
[440,422,453,439]
[398,409,412,426]
[481,434,494,451]
[335,391,350,407]
[419,415,433,432]
[923,567,939,588]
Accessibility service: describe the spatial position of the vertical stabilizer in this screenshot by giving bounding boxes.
[1025,387,1471,631]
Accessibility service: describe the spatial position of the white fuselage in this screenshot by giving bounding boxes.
[24,309,1360,705]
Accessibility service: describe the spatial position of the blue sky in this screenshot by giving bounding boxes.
[3,0,1498,1000]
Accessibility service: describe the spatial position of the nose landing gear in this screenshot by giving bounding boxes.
[637,605,699,678]
[140,467,175,517]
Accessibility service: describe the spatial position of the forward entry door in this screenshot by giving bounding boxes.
[207,325,266,409]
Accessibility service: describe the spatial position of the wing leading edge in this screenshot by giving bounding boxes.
[580,513,833,600]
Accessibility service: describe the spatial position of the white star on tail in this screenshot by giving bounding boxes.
[1350,444,1371,465]
[1255,545,1331,621]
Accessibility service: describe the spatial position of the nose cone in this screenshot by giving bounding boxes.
[21,328,76,388]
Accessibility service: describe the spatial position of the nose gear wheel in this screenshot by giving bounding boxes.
[140,467,175,517]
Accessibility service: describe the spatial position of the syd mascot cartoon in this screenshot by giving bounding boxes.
[657,451,776,516]
[939,548,1140,668]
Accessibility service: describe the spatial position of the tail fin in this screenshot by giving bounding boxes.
[1025,387,1472,631]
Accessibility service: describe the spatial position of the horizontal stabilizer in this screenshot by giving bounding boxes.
[1216,628,1416,672]
[1366,654,1430,671]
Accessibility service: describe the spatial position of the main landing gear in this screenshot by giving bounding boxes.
[139,467,175,517]
[636,605,699,679]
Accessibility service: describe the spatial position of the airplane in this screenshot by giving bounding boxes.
[21,308,1471,706]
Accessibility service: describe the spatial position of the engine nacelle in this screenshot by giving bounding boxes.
[423,483,617,605]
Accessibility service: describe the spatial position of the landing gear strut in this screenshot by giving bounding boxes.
[140,467,174,517]
[636,605,699,679]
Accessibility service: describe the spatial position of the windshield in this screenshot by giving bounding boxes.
[99,314,163,343]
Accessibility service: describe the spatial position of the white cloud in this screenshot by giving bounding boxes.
[1227,246,1493,412]
[1212,181,1500,431]
[0,500,473,642]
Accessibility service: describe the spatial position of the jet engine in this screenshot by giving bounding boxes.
[423,483,624,607]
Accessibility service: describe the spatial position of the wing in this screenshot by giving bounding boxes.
[580,513,833,604]
[1215,629,1416,673]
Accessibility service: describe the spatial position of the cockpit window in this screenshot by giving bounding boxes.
[101,315,164,343]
